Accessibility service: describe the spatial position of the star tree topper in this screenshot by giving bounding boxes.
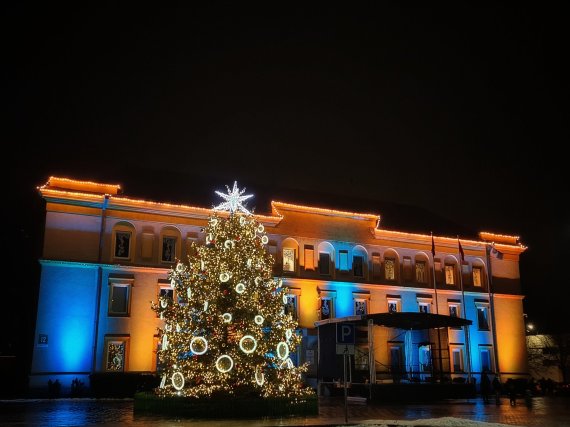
[213,181,253,214]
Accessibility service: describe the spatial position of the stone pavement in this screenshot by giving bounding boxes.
[301,395,570,427]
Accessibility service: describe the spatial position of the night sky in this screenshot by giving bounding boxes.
[5,5,568,382]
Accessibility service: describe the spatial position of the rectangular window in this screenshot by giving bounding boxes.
[477,306,490,330]
[385,258,395,280]
[339,250,349,271]
[161,236,177,263]
[284,294,298,320]
[473,267,482,287]
[451,348,464,372]
[354,299,367,315]
[159,287,174,301]
[304,245,314,270]
[353,255,364,278]
[449,304,459,318]
[282,248,295,272]
[419,302,430,314]
[320,298,333,320]
[445,265,455,285]
[319,253,330,275]
[480,347,493,373]
[114,231,131,259]
[108,283,131,316]
[104,336,128,372]
[388,299,400,313]
[415,261,426,283]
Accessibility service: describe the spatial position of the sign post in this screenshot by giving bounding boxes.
[336,323,355,423]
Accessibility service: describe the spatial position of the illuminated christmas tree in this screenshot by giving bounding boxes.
[152,183,312,399]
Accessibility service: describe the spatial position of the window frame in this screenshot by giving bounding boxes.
[161,235,178,264]
[384,257,396,281]
[108,279,133,317]
[473,267,483,287]
[450,345,464,373]
[415,260,427,283]
[387,296,401,313]
[282,247,296,273]
[338,250,349,271]
[318,252,331,275]
[104,335,129,372]
[476,302,490,331]
[113,230,132,260]
[319,290,336,320]
[284,287,301,320]
[444,264,455,285]
[353,291,370,316]
[479,345,494,373]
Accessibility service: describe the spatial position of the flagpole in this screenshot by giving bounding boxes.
[458,237,472,384]
[485,243,501,379]
[431,233,444,382]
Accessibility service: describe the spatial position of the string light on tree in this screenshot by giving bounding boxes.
[151,183,312,399]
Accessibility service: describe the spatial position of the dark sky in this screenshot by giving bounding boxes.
[5,4,569,365]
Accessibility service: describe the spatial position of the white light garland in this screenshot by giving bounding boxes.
[257,224,264,233]
[170,278,176,287]
[247,259,252,267]
[176,323,181,333]
[216,355,234,373]
[255,277,262,285]
[239,335,258,354]
[222,313,232,323]
[171,372,185,390]
[282,294,288,304]
[206,234,213,244]
[261,235,269,244]
[235,283,246,294]
[160,374,166,388]
[165,324,172,332]
[276,342,289,360]
[220,272,230,282]
[254,315,264,325]
[160,299,168,308]
[162,334,169,350]
[240,216,246,225]
[210,218,218,227]
[203,301,209,311]
[176,263,184,272]
[255,367,265,386]
[187,287,192,299]
[285,329,293,340]
[190,336,208,355]
[224,240,235,249]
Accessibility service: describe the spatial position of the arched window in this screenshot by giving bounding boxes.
[353,245,368,279]
[112,221,136,261]
[414,252,430,284]
[383,249,400,282]
[159,226,182,264]
[317,242,335,276]
[471,258,487,288]
[443,255,459,286]
[281,238,299,274]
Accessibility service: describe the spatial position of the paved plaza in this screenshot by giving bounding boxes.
[1,396,569,426]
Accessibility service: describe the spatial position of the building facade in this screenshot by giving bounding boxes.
[30,177,528,391]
